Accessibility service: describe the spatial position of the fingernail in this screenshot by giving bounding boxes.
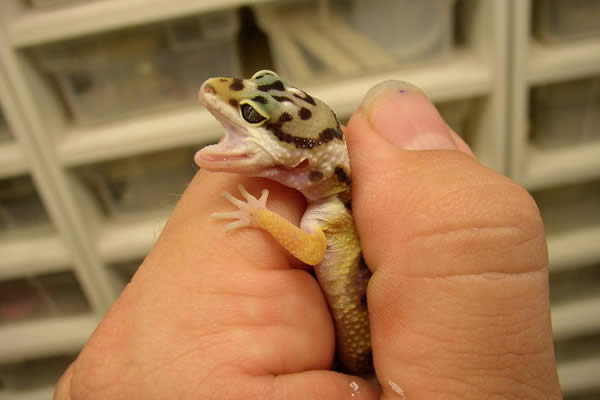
[360,81,457,150]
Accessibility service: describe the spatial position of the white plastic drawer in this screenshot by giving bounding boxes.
[78,147,198,217]
[534,0,600,43]
[34,11,240,125]
[332,0,455,61]
[550,263,600,306]
[531,76,600,148]
[0,176,50,232]
[532,179,600,236]
[0,354,74,393]
[0,111,10,141]
[254,0,455,82]
[0,271,90,325]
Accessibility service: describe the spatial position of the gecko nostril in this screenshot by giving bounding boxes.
[204,83,216,94]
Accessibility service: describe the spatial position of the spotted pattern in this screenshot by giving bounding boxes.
[230,78,244,91]
[252,95,267,104]
[258,80,285,92]
[293,91,316,106]
[298,107,312,120]
[335,166,351,186]
[229,99,238,108]
[273,95,294,103]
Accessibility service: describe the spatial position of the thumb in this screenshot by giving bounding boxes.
[346,82,561,399]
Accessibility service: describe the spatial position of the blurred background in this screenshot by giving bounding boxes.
[0,0,598,398]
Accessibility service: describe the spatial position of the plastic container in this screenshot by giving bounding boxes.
[0,271,89,325]
[0,110,10,141]
[0,354,74,392]
[254,0,454,82]
[78,147,197,217]
[332,0,455,61]
[0,176,50,232]
[436,99,473,134]
[532,179,600,236]
[534,0,600,43]
[35,10,240,125]
[28,0,96,8]
[531,76,600,147]
[549,263,600,305]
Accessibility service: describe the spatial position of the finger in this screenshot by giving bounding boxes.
[267,371,380,400]
[345,81,560,399]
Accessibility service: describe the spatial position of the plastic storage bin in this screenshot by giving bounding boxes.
[0,110,10,141]
[550,263,600,305]
[534,0,600,43]
[436,99,473,134]
[35,10,240,125]
[254,0,454,82]
[532,178,600,236]
[531,76,600,147]
[332,0,455,61]
[0,271,89,325]
[0,354,74,393]
[0,176,50,232]
[78,147,197,217]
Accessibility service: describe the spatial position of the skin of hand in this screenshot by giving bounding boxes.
[55,82,562,400]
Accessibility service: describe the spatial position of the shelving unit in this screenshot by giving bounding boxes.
[510,1,600,398]
[0,0,596,398]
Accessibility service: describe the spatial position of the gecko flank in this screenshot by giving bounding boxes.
[195,70,372,374]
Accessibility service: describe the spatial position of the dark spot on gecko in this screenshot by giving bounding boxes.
[318,127,344,142]
[258,80,285,92]
[279,112,293,123]
[219,78,228,82]
[252,95,267,104]
[335,166,351,186]
[293,91,316,105]
[298,107,312,120]
[273,95,294,103]
[309,170,323,181]
[230,78,244,91]
[228,98,238,108]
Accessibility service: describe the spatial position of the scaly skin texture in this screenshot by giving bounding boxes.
[195,71,372,374]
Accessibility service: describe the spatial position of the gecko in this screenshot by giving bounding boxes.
[194,70,372,374]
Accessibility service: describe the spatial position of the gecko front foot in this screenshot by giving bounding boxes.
[212,184,269,232]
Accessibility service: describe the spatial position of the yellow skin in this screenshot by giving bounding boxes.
[195,70,372,374]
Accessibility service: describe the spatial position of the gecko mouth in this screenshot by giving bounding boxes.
[195,86,262,172]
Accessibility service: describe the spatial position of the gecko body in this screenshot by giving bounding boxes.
[195,71,371,374]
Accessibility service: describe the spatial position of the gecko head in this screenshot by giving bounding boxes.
[194,71,350,196]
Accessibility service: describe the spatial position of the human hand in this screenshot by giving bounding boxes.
[55,82,562,399]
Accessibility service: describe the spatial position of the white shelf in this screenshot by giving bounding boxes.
[0,232,70,280]
[59,106,222,167]
[4,0,267,47]
[528,38,600,86]
[547,224,600,272]
[0,141,27,179]
[310,50,491,117]
[0,314,99,363]
[523,141,600,190]
[0,385,55,400]
[57,50,490,167]
[98,209,169,263]
[558,356,600,395]
[552,296,600,340]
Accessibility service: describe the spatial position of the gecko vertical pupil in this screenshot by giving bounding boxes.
[241,103,266,124]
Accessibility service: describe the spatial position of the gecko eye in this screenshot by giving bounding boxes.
[240,102,267,125]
